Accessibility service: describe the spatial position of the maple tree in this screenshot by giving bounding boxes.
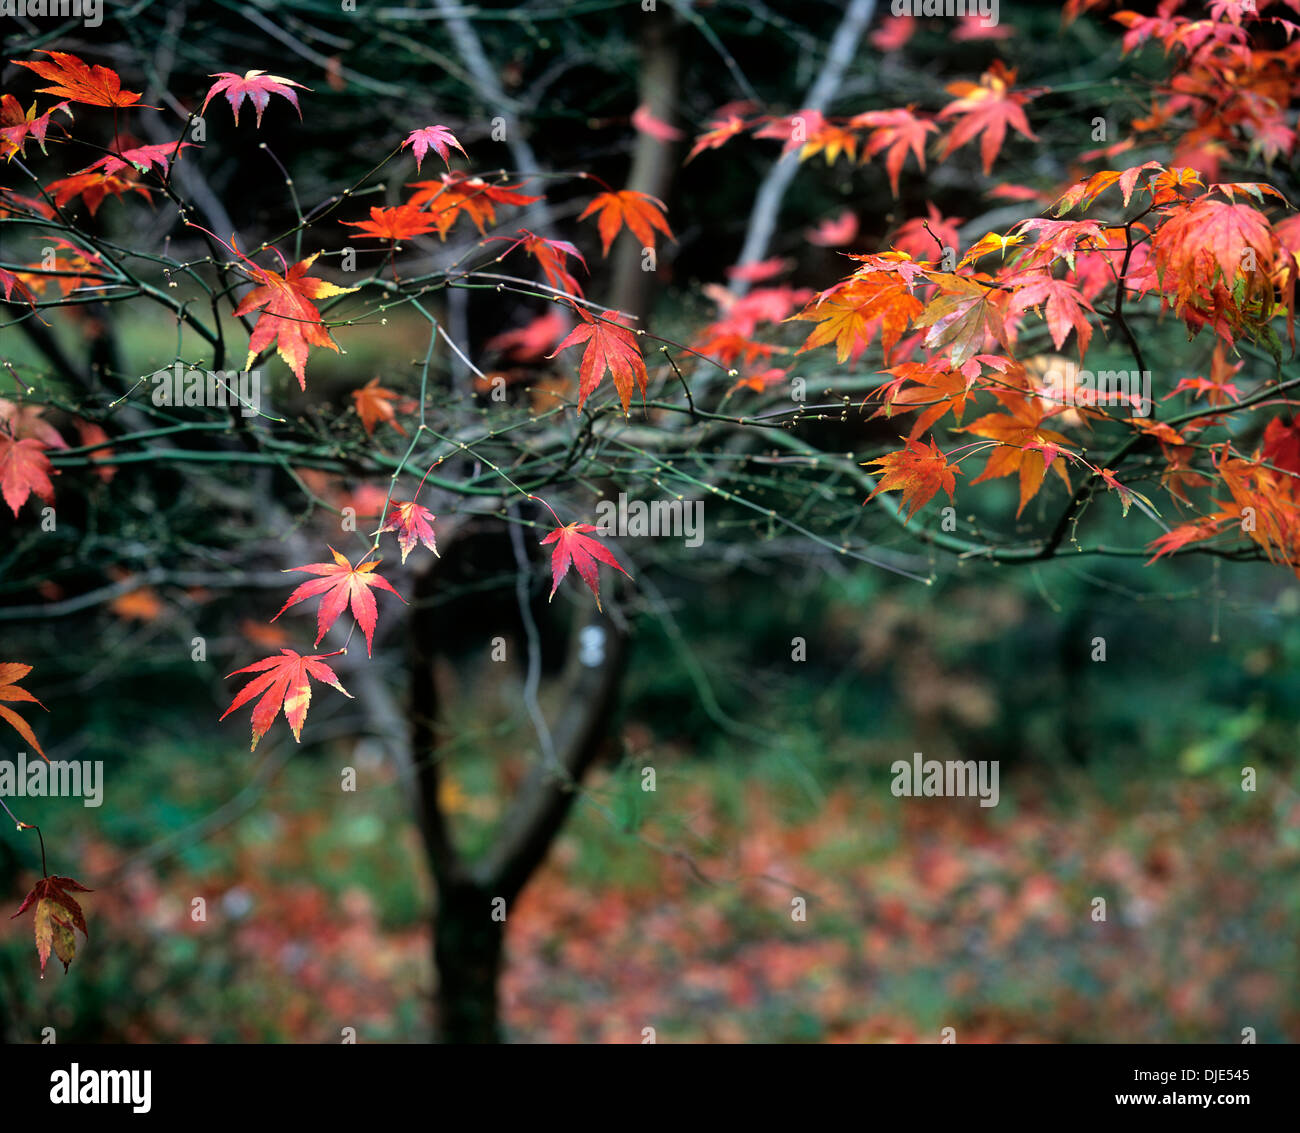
[3,0,1300,1045]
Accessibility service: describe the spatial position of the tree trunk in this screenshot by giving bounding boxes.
[408,529,630,1043]
[434,880,505,1043]
[609,15,681,323]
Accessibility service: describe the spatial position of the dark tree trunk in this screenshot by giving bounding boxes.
[408,527,630,1043]
[434,880,505,1044]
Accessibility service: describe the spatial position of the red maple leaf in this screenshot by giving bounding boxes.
[632,104,684,142]
[805,209,859,248]
[11,875,92,974]
[232,251,357,388]
[272,547,405,657]
[1004,274,1096,356]
[852,107,938,197]
[46,170,152,216]
[78,140,192,177]
[0,662,48,761]
[220,648,352,751]
[937,61,1041,175]
[547,310,648,414]
[10,51,146,108]
[578,190,674,256]
[509,229,587,297]
[402,125,466,171]
[0,266,38,308]
[541,522,631,611]
[201,70,309,126]
[0,431,55,516]
[379,501,438,563]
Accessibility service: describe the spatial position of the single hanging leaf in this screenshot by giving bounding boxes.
[864,437,959,521]
[0,662,48,761]
[220,649,352,751]
[351,377,408,437]
[272,548,405,657]
[11,875,92,975]
[402,125,466,171]
[232,251,357,389]
[201,70,309,126]
[541,522,631,611]
[511,229,587,297]
[379,501,438,564]
[937,60,1041,175]
[547,310,648,414]
[78,140,192,178]
[0,431,55,517]
[578,190,674,256]
[10,51,146,108]
[852,107,938,197]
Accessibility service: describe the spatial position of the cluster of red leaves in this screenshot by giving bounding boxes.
[685,62,1041,192]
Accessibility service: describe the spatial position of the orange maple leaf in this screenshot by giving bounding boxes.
[579,190,674,256]
[232,251,357,389]
[870,360,975,440]
[959,397,1074,516]
[1151,196,1278,331]
[272,547,405,657]
[10,51,147,108]
[220,648,352,751]
[11,875,92,974]
[406,172,541,238]
[351,378,408,437]
[541,522,631,611]
[0,662,48,761]
[547,310,648,414]
[864,437,960,521]
[791,273,923,364]
[340,204,437,243]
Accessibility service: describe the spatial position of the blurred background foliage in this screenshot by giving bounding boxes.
[1,0,1298,1041]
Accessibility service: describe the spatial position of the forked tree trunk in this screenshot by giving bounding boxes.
[408,534,629,1043]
